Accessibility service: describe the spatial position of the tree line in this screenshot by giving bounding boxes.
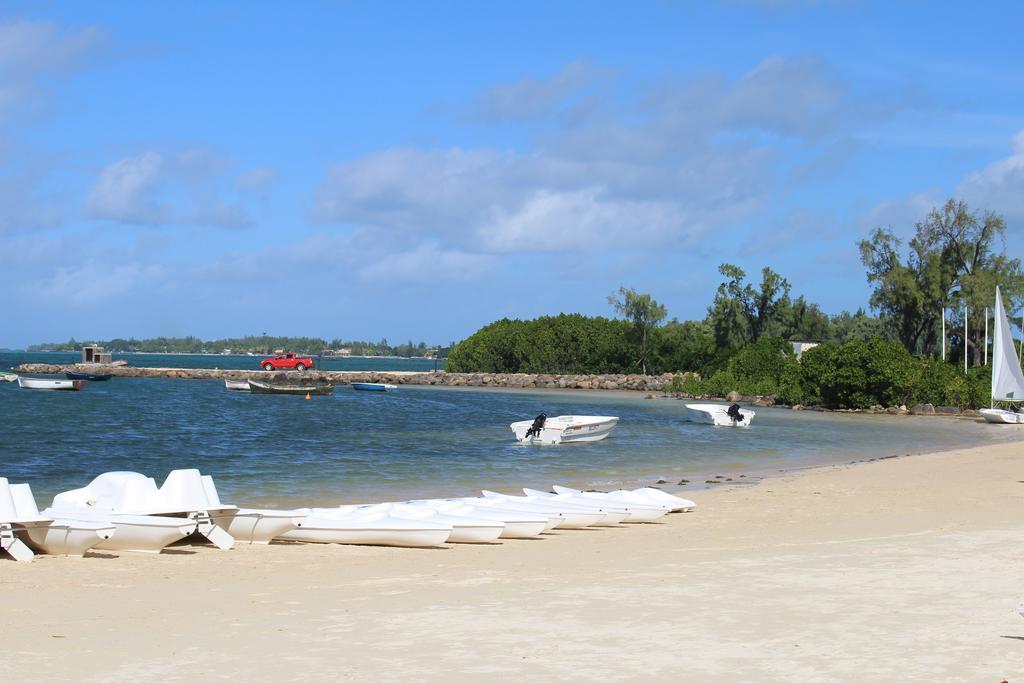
[447,199,1023,408]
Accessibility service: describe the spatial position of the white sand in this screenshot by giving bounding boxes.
[3,441,1023,681]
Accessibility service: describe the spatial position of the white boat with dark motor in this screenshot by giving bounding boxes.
[1,477,115,561]
[510,413,619,445]
[551,485,697,512]
[280,507,452,547]
[979,286,1024,425]
[17,377,87,391]
[224,379,251,392]
[685,403,755,427]
[521,487,669,523]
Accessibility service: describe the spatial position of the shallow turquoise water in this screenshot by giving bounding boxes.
[2,353,1018,508]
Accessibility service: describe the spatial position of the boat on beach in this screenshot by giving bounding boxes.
[685,403,755,427]
[248,379,334,395]
[510,414,619,444]
[979,285,1024,424]
[17,377,87,391]
[352,382,397,392]
[224,379,251,391]
[1,477,115,561]
[520,487,670,523]
[66,371,113,381]
[551,484,697,512]
[280,508,452,547]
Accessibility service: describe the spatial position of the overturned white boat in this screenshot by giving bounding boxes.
[224,379,251,392]
[510,414,619,445]
[521,487,670,523]
[685,403,755,427]
[1,477,115,561]
[329,502,504,544]
[479,490,616,527]
[980,286,1024,424]
[408,499,553,538]
[280,507,452,547]
[551,485,696,512]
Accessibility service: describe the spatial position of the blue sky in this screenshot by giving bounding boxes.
[3,1,1023,348]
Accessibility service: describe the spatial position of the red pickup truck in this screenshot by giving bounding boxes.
[260,353,315,371]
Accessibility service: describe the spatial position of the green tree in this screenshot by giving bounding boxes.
[608,286,667,375]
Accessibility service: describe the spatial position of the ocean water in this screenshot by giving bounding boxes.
[2,350,1018,508]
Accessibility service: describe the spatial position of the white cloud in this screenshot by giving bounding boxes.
[470,59,610,123]
[956,130,1024,225]
[84,151,168,224]
[23,262,166,306]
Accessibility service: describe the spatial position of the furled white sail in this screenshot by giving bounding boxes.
[991,286,1024,402]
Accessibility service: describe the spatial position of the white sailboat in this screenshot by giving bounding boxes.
[979,286,1024,424]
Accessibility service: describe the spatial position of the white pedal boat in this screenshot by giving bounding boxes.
[552,485,696,512]
[280,508,452,547]
[685,403,755,427]
[334,503,505,544]
[520,487,668,523]
[2,477,115,561]
[48,469,304,552]
[510,415,619,444]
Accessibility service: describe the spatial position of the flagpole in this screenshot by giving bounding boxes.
[984,307,989,365]
[964,306,968,373]
[941,308,946,361]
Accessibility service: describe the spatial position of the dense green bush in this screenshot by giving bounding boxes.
[798,339,919,408]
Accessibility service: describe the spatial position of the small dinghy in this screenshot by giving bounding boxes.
[477,490,612,528]
[17,377,86,391]
[1,477,115,561]
[332,503,504,544]
[551,485,696,512]
[248,379,334,395]
[510,414,619,444]
[521,487,670,523]
[408,499,553,538]
[352,383,397,392]
[224,379,251,392]
[280,508,452,547]
[0,371,17,382]
[685,403,755,427]
[66,371,113,381]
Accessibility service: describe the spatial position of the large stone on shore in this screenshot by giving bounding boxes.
[910,403,935,415]
[726,390,741,402]
[934,406,960,415]
[961,409,982,417]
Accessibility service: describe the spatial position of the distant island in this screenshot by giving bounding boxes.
[27,335,452,359]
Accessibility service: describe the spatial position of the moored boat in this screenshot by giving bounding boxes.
[685,403,755,427]
[17,377,87,391]
[981,286,1024,424]
[224,379,251,391]
[0,371,17,382]
[248,379,333,395]
[66,371,113,381]
[352,382,397,392]
[510,414,619,444]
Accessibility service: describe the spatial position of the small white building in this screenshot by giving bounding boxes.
[790,339,820,360]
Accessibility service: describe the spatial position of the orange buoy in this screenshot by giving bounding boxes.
[305,392,311,400]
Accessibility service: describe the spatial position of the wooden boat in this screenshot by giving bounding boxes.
[17,377,86,391]
[685,403,756,427]
[66,370,113,381]
[510,414,619,444]
[0,371,17,382]
[248,379,333,395]
[352,382,397,392]
[981,286,1024,424]
[224,379,251,391]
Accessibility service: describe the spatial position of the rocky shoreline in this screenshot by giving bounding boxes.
[12,363,984,417]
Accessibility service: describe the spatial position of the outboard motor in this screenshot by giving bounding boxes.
[524,413,547,439]
[726,403,744,423]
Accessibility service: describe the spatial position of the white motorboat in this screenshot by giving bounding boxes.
[1,477,115,561]
[685,403,755,427]
[48,470,234,551]
[980,286,1024,424]
[510,414,619,444]
[521,487,667,523]
[224,379,251,392]
[280,508,452,547]
[551,485,696,512]
[17,377,87,391]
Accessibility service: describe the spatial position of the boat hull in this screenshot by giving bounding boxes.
[280,512,451,547]
[352,383,397,392]
[17,377,86,391]
[979,408,1024,424]
[66,371,113,381]
[224,379,251,392]
[510,415,619,444]
[685,403,755,427]
[248,380,333,395]
[19,519,115,557]
[222,508,305,544]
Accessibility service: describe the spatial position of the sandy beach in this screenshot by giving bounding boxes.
[3,440,1023,681]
